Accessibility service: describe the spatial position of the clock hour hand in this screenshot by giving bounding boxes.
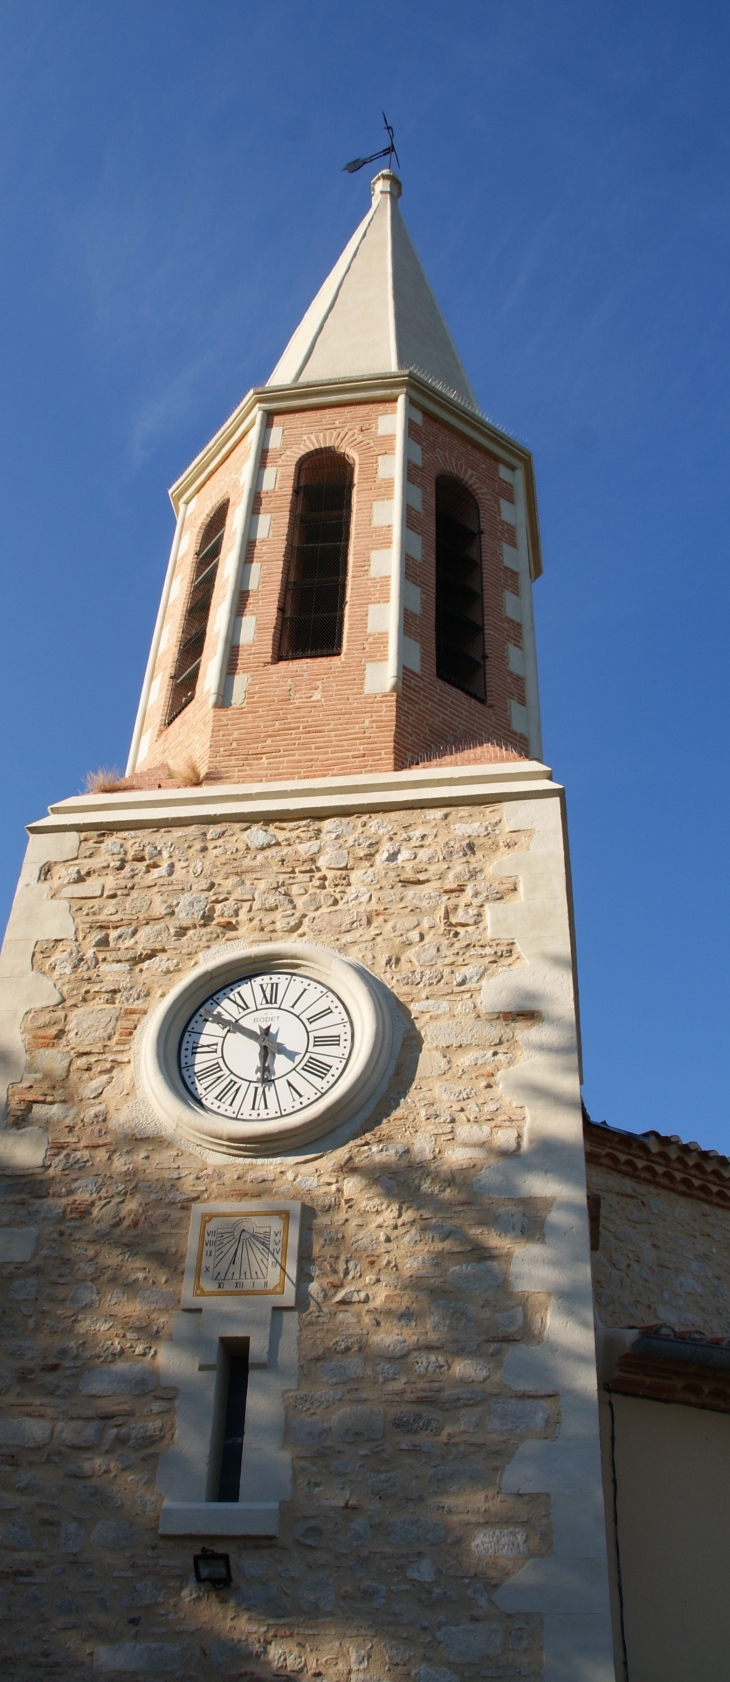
[202,1010,260,1044]
[258,1023,278,1083]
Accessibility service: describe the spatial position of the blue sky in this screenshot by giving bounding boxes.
[1,0,728,1149]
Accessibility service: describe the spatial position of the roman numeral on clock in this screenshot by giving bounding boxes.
[214,1078,242,1108]
[196,1061,227,1091]
[306,1007,333,1024]
[313,1034,341,1048]
[258,981,279,1006]
[301,1055,332,1082]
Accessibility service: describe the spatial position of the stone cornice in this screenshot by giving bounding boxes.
[168,369,543,581]
[28,759,557,835]
[584,1117,730,1211]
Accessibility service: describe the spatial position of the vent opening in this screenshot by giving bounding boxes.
[435,475,486,702]
[165,500,229,725]
[278,449,353,660]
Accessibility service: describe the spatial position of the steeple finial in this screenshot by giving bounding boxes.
[342,112,400,177]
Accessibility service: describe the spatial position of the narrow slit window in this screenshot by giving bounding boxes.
[278,449,353,660]
[165,500,229,725]
[435,476,486,702]
[217,1343,250,1503]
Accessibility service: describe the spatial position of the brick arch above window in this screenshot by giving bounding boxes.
[165,499,229,725]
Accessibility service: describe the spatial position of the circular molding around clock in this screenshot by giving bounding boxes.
[135,940,398,1158]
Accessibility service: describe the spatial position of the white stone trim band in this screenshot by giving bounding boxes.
[29,759,555,836]
[207,405,268,709]
[513,467,543,762]
[387,391,408,692]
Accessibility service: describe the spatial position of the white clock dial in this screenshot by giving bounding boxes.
[179,970,353,1122]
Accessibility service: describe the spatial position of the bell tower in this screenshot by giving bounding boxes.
[126,171,542,788]
[0,170,620,1682]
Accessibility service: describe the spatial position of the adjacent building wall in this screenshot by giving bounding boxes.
[586,1122,730,1682]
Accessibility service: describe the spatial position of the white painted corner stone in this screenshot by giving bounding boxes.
[364,661,390,694]
[473,789,614,1680]
[372,500,394,527]
[370,549,393,576]
[222,673,249,707]
[511,700,529,738]
[402,636,421,673]
[249,513,271,540]
[241,561,261,592]
[367,603,390,634]
[232,615,256,646]
[0,831,78,1129]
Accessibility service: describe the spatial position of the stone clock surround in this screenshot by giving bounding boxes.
[0,760,615,1682]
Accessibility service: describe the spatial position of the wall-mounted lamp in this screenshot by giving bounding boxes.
[193,1547,232,1588]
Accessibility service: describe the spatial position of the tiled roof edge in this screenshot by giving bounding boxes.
[584,1116,730,1210]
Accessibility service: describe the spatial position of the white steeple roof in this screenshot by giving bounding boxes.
[267,172,479,412]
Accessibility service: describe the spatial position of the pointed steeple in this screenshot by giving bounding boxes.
[267,172,479,412]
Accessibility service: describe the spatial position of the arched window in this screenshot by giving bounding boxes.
[165,500,229,725]
[435,476,486,702]
[278,450,353,660]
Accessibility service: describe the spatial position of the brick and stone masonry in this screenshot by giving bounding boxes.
[134,400,530,789]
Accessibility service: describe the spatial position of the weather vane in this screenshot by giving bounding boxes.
[342,112,400,176]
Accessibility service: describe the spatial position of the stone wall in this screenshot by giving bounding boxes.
[587,1145,730,1336]
[0,799,561,1681]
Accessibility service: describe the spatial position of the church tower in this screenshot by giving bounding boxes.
[0,174,617,1682]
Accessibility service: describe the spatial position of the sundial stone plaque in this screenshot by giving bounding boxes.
[181,1200,301,1310]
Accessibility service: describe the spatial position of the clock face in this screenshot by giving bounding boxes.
[179,970,353,1123]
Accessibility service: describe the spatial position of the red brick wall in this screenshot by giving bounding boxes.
[136,398,530,785]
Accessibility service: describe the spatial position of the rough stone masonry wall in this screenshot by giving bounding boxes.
[587,1161,730,1336]
[0,803,559,1682]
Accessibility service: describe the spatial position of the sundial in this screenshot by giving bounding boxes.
[194,1209,289,1297]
